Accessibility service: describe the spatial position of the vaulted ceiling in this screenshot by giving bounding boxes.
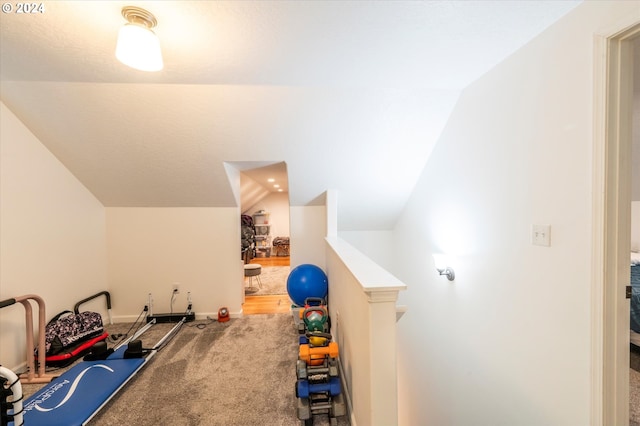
[0,1,581,230]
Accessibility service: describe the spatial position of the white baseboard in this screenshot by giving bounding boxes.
[4,360,27,376]
[199,310,244,321]
[112,309,244,323]
[337,356,356,426]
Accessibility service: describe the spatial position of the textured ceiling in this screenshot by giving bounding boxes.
[0,1,581,230]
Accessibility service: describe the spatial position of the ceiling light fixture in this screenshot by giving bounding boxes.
[115,6,163,72]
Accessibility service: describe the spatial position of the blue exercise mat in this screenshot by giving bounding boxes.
[21,347,146,426]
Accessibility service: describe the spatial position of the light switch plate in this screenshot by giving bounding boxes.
[532,224,551,247]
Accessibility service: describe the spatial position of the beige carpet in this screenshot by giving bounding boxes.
[245,266,290,296]
[22,314,349,426]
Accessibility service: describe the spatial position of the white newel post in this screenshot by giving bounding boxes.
[366,289,400,426]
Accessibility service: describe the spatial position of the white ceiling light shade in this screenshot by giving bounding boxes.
[115,6,163,72]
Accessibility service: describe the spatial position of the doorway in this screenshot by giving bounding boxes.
[630,36,640,426]
[595,20,640,426]
[239,162,292,314]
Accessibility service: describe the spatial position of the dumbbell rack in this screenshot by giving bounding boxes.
[294,300,346,426]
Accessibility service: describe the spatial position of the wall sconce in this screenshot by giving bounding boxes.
[115,6,163,72]
[433,254,455,281]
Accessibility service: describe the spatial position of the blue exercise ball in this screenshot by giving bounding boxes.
[287,264,328,306]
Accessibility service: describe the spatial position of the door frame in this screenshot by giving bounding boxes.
[592,18,639,426]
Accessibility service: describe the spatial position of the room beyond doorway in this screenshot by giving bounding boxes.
[238,161,291,277]
[244,255,292,315]
[243,295,292,315]
[250,256,290,268]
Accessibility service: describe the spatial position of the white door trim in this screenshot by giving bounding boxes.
[592,18,639,426]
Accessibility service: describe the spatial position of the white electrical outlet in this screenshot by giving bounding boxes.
[172,282,180,294]
[532,224,551,247]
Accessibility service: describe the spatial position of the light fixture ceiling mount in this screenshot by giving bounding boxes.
[115,6,163,72]
[121,6,157,29]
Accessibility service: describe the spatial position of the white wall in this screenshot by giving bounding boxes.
[633,63,640,250]
[391,2,640,425]
[106,207,242,319]
[633,202,640,252]
[338,230,395,271]
[633,72,639,202]
[0,102,107,370]
[290,205,326,270]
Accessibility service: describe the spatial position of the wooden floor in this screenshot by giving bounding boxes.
[243,255,291,315]
[248,255,290,267]
[243,294,293,315]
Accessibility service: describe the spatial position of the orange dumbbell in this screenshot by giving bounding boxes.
[299,341,339,365]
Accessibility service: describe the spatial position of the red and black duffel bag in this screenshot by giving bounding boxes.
[38,310,108,366]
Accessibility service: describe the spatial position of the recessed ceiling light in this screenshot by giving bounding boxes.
[273,184,280,188]
[278,189,283,192]
[267,178,275,183]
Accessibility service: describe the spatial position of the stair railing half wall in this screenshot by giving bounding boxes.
[325,237,406,426]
